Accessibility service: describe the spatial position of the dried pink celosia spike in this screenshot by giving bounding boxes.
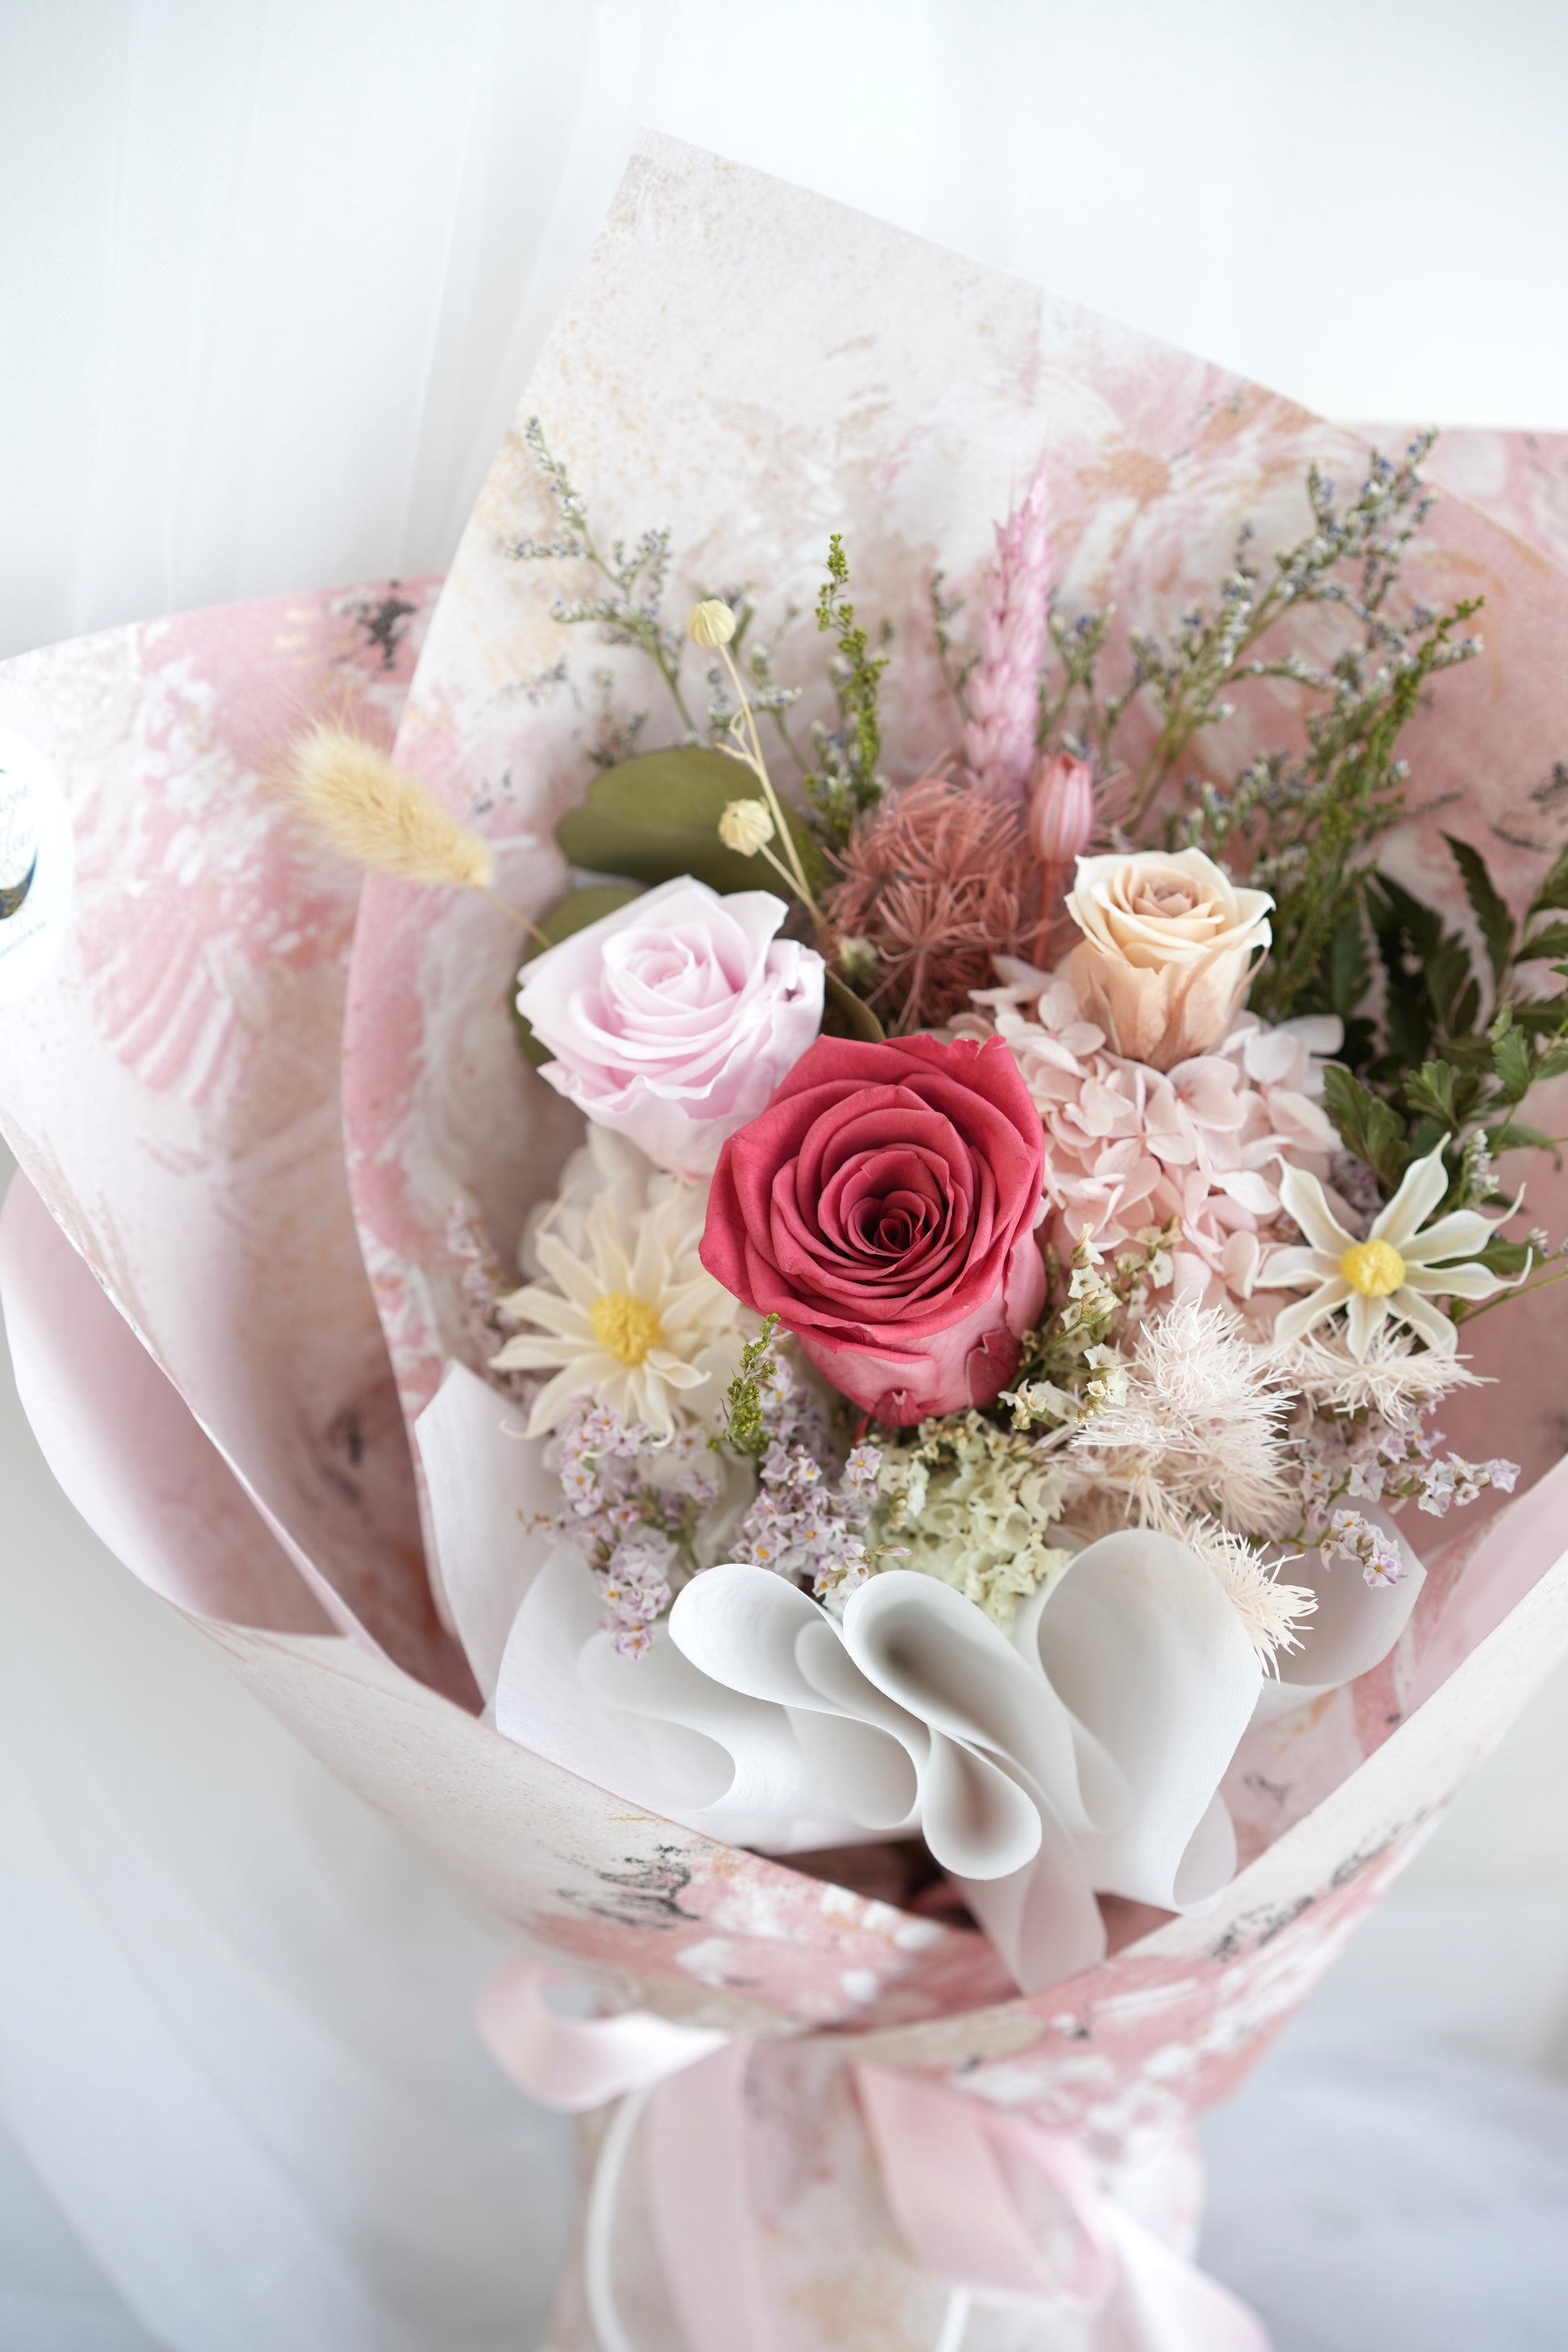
[962,453,1052,800]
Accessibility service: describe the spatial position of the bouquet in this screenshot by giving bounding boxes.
[375,410,1545,1999]
[6,136,1568,2349]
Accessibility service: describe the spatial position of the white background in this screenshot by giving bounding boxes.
[2,4,1567,2346]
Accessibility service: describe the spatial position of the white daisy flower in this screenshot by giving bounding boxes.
[1256,1139,1513,1358]
[492,1157,750,1439]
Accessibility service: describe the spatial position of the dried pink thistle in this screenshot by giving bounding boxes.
[961,453,1052,801]
[825,771,1027,1033]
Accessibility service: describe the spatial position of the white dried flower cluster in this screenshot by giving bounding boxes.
[1003,1343,1126,1432]
[1269,1325,1483,1423]
[876,1412,1072,1630]
[1174,1516,1317,1669]
[1063,1300,1296,1539]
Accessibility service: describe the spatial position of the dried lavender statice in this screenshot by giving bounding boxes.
[1293,1404,1517,1584]
[1320,1508,1406,1588]
[554,1404,720,1657]
[728,1350,881,1602]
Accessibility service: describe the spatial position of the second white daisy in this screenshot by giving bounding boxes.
[1258,1139,1513,1358]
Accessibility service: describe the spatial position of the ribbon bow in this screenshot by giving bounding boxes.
[479,1958,1268,2352]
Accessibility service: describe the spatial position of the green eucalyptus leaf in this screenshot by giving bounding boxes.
[1324,902,1371,1023]
[1472,1233,1537,1280]
[1484,1121,1554,1156]
[1427,931,1478,1035]
[1508,997,1568,1035]
[510,884,642,1067]
[820,970,885,1043]
[1366,877,1436,1069]
[1370,872,1444,960]
[555,747,825,900]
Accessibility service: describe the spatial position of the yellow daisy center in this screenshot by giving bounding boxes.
[1338,1238,1406,1298]
[590,1291,665,1367]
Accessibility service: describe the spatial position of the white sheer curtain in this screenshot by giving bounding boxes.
[8,0,1568,662]
[3,3,1568,2346]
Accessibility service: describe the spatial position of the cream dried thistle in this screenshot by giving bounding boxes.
[1267,1325,1483,1425]
[1064,1300,1296,1538]
[1173,1515,1317,1670]
[824,772,1027,1031]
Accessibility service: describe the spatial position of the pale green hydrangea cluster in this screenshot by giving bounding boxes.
[874,1413,1072,1630]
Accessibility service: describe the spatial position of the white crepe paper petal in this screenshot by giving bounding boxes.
[951,1805,1110,1997]
[413,1363,558,1703]
[841,1570,1113,1838]
[918,1732,1049,1883]
[668,1565,924,1834]
[1018,1529,1262,1913]
[493,1549,860,1853]
[1274,1509,1427,1698]
[576,1628,823,1823]
[669,1566,1057,1873]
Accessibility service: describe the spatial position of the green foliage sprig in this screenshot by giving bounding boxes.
[1033,438,1483,1023]
[1316,833,1568,1294]
[1236,601,1483,1022]
[514,428,890,875]
[510,418,698,736]
[804,535,890,848]
[717,1316,782,1457]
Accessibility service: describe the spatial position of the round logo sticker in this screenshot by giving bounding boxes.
[0,729,73,1002]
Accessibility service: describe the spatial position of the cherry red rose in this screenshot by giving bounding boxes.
[699,1032,1047,1425]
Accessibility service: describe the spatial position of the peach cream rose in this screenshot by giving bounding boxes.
[1064,848,1272,1070]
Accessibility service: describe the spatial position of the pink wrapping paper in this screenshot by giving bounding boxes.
[3,135,1568,2346]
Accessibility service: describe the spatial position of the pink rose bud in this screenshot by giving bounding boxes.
[1028,753,1096,869]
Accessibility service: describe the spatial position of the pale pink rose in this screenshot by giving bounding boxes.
[1066,848,1272,1070]
[516,877,824,1180]
[957,960,1340,1323]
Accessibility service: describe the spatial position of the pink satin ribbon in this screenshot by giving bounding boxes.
[479,1956,1270,2352]
[858,2065,1268,2351]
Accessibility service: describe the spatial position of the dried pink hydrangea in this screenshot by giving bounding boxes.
[959,961,1342,1318]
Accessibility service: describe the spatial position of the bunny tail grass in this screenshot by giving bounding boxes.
[284,722,499,893]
